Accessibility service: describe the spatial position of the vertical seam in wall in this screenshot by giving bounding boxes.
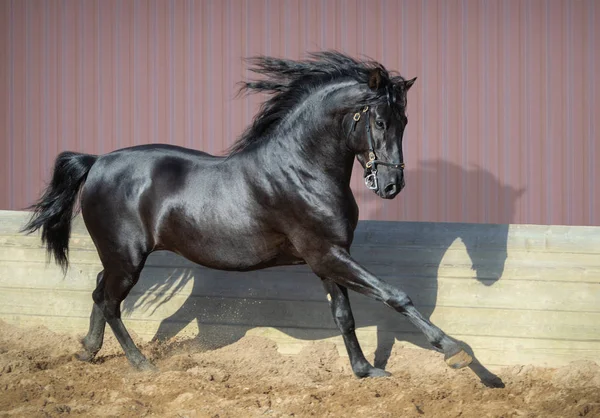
[341,0,345,53]
[62,1,66,152]
[361,0,365,59]
[518,0,524,221]
[208,0,213,153]
[322,0,326,48]
[566,0,572,223]
[79,1,83,152]
[266,0,270,54]
[115,0,120,149]
[243,0,250,139]
[400,0,406,220]
[503,0,510,220]
[43,0,49,180]
[284,0,289,56]
[133,0,138,146]
[97,0,102,154]
[421,0,428,221]
[482,0,488,222]
[168,0,174,145]
[25,0,30,203]
[525,0,531,223]
[8,0,14,207]
[545,2,551,222]
[381,0,385,62]
[461,0,467,221]
[201,0,206,150]
[441,0,448,221]
[225,0,231,151]
[589,0,596,224]
[153,1,158,145]
[401,0,405,72]
[188,0,193,149]
[303,0,307,53]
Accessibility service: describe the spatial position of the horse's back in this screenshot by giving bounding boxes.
[82,143,224,201]
[78,143,289,270]
[105,143,225,163]
[79,144,223,253]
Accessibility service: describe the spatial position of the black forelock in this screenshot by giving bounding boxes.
[227,50,409,155]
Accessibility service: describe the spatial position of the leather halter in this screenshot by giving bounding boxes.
[350,106,405,191]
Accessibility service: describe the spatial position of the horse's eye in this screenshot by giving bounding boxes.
[375,120,385,130]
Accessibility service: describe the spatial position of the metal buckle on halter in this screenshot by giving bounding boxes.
[366,152,376,167]
[352,106,370,129]
[364,169,378,190]
[365,153,378,190]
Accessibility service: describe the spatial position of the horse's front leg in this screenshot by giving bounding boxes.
[309,246,473,370]
[321,278,391,378]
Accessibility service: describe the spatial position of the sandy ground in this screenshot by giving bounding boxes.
[1,320,599,418]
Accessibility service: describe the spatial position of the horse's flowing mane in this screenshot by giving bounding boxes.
[228,51,409,155]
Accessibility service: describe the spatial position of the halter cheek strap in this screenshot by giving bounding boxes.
[350,106,405,191]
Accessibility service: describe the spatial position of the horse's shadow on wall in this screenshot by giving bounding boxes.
[123,159,525,387]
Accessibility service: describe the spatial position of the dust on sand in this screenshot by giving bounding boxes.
[1,320,599,418]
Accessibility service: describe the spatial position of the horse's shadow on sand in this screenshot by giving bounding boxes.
[123,159,525,387]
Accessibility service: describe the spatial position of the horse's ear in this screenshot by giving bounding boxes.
[368,68,385,90]
[404,77,417,90]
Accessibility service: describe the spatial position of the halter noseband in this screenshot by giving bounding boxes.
[350,106,405,191]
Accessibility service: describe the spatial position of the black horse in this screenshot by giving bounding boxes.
[22,51,478,382]
[123,161,522,388]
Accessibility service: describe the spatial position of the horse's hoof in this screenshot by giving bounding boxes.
[445,349,473,369]
[482,375,505,388]
[356,367,392,378]
[134,360,159,373]
[367,368,392,378]
[74,350,96,363]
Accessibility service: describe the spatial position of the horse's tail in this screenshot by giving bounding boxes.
[21,151,98,272]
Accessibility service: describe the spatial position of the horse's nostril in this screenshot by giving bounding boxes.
[384,184,397,195]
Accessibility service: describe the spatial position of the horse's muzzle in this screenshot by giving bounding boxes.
[382,180,403,199]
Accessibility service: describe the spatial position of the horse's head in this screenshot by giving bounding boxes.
[232,51,416,197]
[347,68,416,199]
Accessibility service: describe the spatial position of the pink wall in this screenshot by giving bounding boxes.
[0,0,598,226]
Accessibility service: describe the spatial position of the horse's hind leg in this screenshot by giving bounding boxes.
[98,265,155,371]
[78,232,154,370]
[75,270,107,362]
[322,278,390,378]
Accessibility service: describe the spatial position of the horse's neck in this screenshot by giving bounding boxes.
[263,117,355,182]
[264,85,358,181]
